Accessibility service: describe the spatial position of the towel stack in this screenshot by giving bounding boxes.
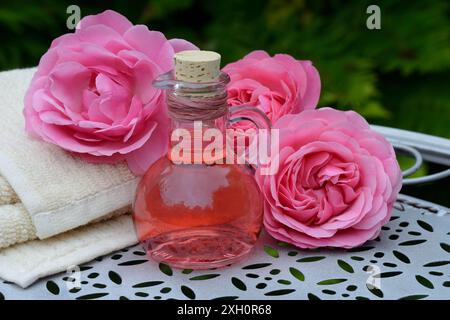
[0,68,140,287]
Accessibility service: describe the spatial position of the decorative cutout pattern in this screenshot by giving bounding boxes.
[0,196,448,300]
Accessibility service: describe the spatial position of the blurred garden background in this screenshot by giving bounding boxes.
[0,0,449,205]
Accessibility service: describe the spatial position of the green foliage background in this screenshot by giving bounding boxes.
[0,0,449,137]
[0,0,449,203]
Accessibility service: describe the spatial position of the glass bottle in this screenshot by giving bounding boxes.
[133,51,271,269]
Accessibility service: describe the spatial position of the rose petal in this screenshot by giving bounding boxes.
[77,9,133,35]
[168,38,199,52]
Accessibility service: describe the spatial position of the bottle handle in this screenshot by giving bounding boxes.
[227,105,272,169]
[228,105,272,131]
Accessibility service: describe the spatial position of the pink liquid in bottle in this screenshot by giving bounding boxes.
[134,157,263,269]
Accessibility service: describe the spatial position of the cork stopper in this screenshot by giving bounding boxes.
[174,50,221,83]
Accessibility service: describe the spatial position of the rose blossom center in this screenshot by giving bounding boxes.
[281,152,361,225]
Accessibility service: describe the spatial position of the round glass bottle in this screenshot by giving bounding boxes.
[133,51,271,269]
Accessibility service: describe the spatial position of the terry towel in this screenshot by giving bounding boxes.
[0,68,140,287]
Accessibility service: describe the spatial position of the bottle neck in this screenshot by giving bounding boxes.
[167,94,229,165]
[166,88,229,121]
[153,70,231,165]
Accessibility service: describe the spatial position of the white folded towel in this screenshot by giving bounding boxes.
[0,176,18,205]
[0,214,137,288]
[0,68,141,287]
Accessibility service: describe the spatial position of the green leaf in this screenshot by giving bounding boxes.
[264,289,295,296]
[159,263,173,276]
[277,241,290,247]
[212,296,239,300]
[269,269,280,275]
[79,266,92,271]
[182,269,193,274]
[423,260,450,267]
[350,256,364,261]
[181,285,196,299]
[367,286,384,298]
[307,293,320,300]
[160,287,172,294]
[417,220,433,232]
[317,278,347,285]
[277,279,291,285]
[373,271,403,278]
[231,277,247,291]
[289,267,305,281]
[337,260,354,273]
[132,281,164,288]
[242,263,271,269]
[46,281,60,295]
[296,256,326,263]
[346,285,357,292]
[189,274,220,281]
[76,293,109,300]
[398,239,427,246]
[69,287,80,293]
[393,250,411,264]
[399,295,428,300]
[263,245,279,258]
[135,292,149,297]
[415,275,434,289]
[347,246,374,252]
[118,259,148,266]
[256,283,267,289]
[108,271,122,285]
[440,243,450,253]
[322,289,336,295]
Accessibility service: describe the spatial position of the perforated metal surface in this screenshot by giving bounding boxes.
[0,195,448,300]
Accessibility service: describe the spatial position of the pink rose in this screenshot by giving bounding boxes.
[256,108,402,249]
[23,10,197,175]
[223,50,321,125]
